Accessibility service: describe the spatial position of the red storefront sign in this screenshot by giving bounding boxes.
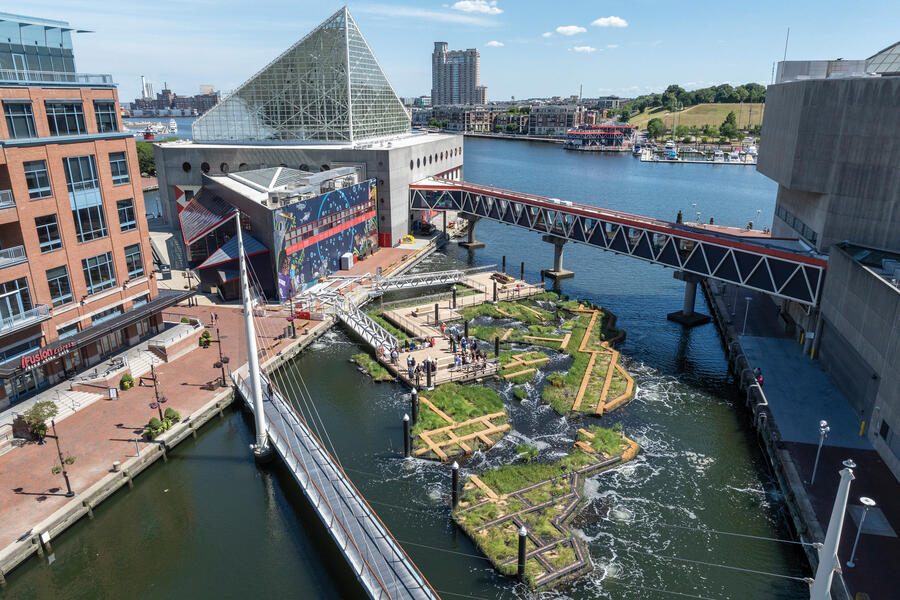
[21,342,75,371]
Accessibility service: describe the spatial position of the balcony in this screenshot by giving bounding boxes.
[0,246,27,269]
[0,190,13,210]
[0,69,114,87]
[0,304,50,336]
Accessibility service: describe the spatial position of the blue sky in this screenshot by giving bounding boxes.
[24,0,900,101]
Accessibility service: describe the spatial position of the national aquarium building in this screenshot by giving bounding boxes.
[156,7,463,272]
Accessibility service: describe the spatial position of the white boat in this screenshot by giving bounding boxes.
[168,118,178,133]
[664,140,675,150]
[728,150,741,162]
[713,149,725,163]
[746,145,758,156]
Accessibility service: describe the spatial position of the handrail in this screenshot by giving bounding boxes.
[0,189,14,209]
[0,68,114,85]
[0,304,49,334]
[0,245,27,267]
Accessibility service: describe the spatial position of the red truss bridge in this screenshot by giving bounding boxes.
[410,178,827,319]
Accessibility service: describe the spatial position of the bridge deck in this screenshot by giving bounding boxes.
[234,369,438,600]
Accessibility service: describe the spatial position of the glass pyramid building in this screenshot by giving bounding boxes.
[192,7,410,144]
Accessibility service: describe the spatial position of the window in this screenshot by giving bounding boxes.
[123,244,144,279]
[109,152,130,185]
[91,305,122,325]
[64,155,108,243]
[0,278,33,320]
[117,198,136,231]
[46,265,73,307]
[57,323,79,340]
[35,215,62,252]
[23,160,52,199]
[46,101,87,136]
[132,294,150,308]
[3,101,36,139]
[94,101,118,133]
[82,252,116,295]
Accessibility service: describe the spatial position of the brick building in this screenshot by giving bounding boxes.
[0,13,187,408]
[528,105,586,137]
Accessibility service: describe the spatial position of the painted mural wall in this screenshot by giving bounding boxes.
[273,179,377,300]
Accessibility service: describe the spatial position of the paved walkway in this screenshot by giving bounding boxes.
[740,336,869,449]
[0,303,303,551]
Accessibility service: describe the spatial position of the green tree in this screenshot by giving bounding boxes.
[646,118,666,139]
[135,141,156,176]
[720,112,739,139]
[505,123,519,133]
[21,400,59,439]
[617,108,630,122]
[703,124,719,138]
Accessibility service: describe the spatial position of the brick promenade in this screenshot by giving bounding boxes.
[0,304,301,550]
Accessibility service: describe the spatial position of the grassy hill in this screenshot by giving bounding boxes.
[627,103,764,131]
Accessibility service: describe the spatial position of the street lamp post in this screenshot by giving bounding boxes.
[149,363,167,420]
[810,419,830,485]
[846,496,876,568]
[213,327,230,386]
[50,419,74,497]
[742,296,752,335]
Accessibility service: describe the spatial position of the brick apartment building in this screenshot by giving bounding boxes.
[0,13,187,408]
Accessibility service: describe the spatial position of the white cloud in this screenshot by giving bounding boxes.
[452,0,502,15]
[355,4,496,26]
[485,40,504,47]
[573,45,597,53]
[556,25,587,36]
[591,16,628,28]
[542,32,553,38]
[606,44,619,49]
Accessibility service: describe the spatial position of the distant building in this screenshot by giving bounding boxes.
[528,105,586,137]
[128,82,221,117]
[759,43,900,479]
[432,105,496,132]
[431,43,487,105]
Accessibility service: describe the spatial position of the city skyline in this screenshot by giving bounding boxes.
[21,0,900,102]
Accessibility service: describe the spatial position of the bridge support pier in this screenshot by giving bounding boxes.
[458,216,484,249]
[541,235,574,281]
[667,272,711,327]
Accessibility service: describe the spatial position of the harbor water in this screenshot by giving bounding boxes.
[4,139,809,599]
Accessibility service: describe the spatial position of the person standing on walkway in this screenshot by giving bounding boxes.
[461,336,467,352]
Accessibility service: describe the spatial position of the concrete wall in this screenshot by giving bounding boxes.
[819,245,900,479]
[154,135,463,247]
[759,76,900,252]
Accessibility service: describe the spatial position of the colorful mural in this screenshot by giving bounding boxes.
[273,179,378,300]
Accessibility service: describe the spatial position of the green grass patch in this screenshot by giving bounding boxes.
[478,449,596,495]
[547,544,576,569]
[351,353,393,382]
[513,387,528,400]
[363,308,409,340]
[412,383,504,438]
[578,424,627,456]
[516,443,538,463]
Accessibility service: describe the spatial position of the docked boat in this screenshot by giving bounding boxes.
[746,145,758,156]
[168,118,178,133]
[728,150,741,161]
[632,144,642,156]
[713,149,725,162]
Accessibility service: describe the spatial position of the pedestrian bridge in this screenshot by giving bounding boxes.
[410,178,827,306]
[233,369,439,600]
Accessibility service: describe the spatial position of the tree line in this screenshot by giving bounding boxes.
[645,110,758,141]
[617,82,766,121]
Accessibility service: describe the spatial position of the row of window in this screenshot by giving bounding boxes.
[24,151,129,200]
[283,199,375,247]
[775,205,818,245]
[35,198,135,253]
[45,245,144,308]
[3,99,118,140]
[409,147,461,171]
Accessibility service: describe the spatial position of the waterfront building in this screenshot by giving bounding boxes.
[156,7,462,249]
[528,104,586,137]
[0,13,179,408]
[432,105,497,132]
[431,43,487,106]
[180,166,375,300]
[759,46,900,478]
[563,124,637,150]
[127,82,220,117]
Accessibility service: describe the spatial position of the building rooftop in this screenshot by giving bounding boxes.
[158,131,458,151]
[867,40,900,76]
[207,166,360,208]
[192,7,410,144]
[840,242,900,292]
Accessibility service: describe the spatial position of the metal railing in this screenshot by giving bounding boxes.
[149,318,201,348]
[0,303,49,335]
[0,189,14,209]
[0,245,27,269]
[0,68,114,86]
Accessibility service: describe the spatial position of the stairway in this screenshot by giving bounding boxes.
[52,390,105,423]
[127,348,164,380]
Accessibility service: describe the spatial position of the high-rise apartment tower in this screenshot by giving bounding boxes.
[431,42,487,106]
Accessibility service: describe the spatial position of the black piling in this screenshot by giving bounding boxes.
[464,320,469,339]
[502,255,506,273]
[521,261,525,281]
[410,389,419,424]
[403,414,411,458]
[451,461,459,508]
[517,526,527,581]
[452,286,457,308]
[434,302,439,324]
[494,336,500,358]
[493,280,498,302]
[426,361,433,389]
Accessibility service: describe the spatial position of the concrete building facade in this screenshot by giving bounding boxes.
[759,69,900,477]
[431,43,486,106]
